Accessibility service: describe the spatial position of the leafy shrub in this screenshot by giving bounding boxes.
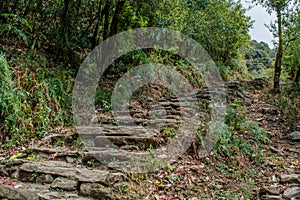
[0,13,31,45]
[273,89,300,131]
[0,53,26,144]
[0,53,74,147]
[214,103,269,163]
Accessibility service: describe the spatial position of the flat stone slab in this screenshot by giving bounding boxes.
[27,147,80,157]
[287,131,300,140]
[38,192,94,200]
[282,187,300,199]
[94,135,159,148]
[51,177,78,191]
[85,149,151,163]
[281,174,300,183]
[0,185,39,200]
[261,194,282,200]
[78,126,159,135]
[80,183,115,200]
[20,161,110,183]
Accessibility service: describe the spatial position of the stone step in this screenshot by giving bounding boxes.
[19,161,112,183]
[27,147,80,157]
[113,117,181,126]
[0,160,123,199]
[78,126,163,149]
[157,101,199,108]
[77,125,159,135]
[81,135,160,149]
[85,149,151,162]
[93,135,160,148]
[84,149,166,172]
[0,181,113,200]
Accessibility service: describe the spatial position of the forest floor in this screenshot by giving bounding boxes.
[0,81,299,200]
[134,85,300,199]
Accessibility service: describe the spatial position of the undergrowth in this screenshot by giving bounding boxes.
[0,53,74,147]
[214,100,270,165]
[273,85,300,131]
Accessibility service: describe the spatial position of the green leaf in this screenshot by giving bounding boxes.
[9,153,24,160]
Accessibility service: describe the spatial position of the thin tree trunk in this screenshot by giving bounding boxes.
[273,5,283,92]
[61,0,70,36]
[91,0,103,48]
[102,1,111,40]
[109,0,126,37]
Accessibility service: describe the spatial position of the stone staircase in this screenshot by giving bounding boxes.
[0,80,253,199]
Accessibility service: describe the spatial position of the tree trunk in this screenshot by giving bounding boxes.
[61,0,70,36]
[273,5,283,92]
[109,0,126,37]
[102,2,110,40]
[295,65,300,85]
[91,0,103,48]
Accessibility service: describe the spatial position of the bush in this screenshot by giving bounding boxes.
[0,53,74,147]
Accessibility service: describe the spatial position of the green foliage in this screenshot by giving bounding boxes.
[282,10,300,83]
[96,87,112,111]
[187,0,252,77]
[245,40,275,78]
[163,127,177,138]
[241,121,269,145]
[0,53,74,146]
[214,103,269,163]
[273,90,300,131]
[1,0,253,74]
[118,1,150,30]
[0,53,26,144]
[0,13,32,45]
[252,0,300,89]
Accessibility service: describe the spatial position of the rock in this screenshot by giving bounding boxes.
[0,165,9,177]
[38,192,91,200]
[66,156,75,163]
[243,78,269,89]
[20,161,111,183]
[0,158,28,166]
[287,131,300,141]
[80,183,115,199]
[281,174,300,183]
[75,168,110,183]
[261,108,279,115]
[120,145,140,151]
[0,185,39,200]
[11,170,19,179]
[36,174,47,184]
[45,174,54,183]
[261,186,281,195]
[283,187,300,199]
[261,194,282,200]
[243,98,251,106]
[27,147,79,157]
[51,177,78,191]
